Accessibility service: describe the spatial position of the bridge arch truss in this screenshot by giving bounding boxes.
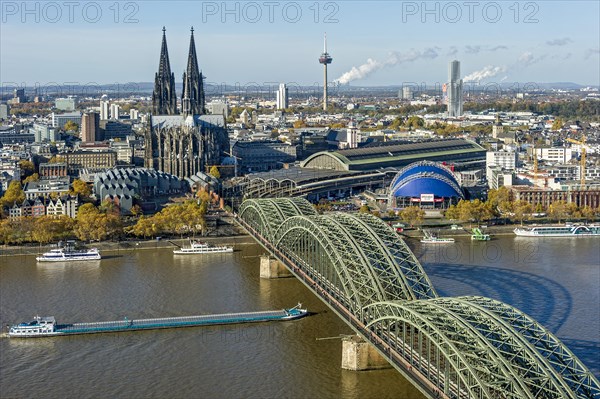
[237,198,600,399]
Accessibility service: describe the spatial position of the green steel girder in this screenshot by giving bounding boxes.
[332,213,418,301]
[461,297,600,399]
[363,298,599,399]
[238,198,600,399]
[352,213,438,299]
[238,198,317,242]
[364,300,495,399]
[433,297,577,399]
[275,215,386,313]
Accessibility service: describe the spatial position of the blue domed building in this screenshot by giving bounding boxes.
[388,161,464,209]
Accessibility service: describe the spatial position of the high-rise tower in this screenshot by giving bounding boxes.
[152,27,177,115]
[319,33,333,112]
[182,27,206,117]
[447,60,463,117]
[276,83,288,110]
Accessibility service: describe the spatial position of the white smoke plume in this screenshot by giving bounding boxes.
[335,48,439,84]
[463,65,507,82]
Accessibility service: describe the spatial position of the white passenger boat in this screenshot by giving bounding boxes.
[514,224,600,237]
[173,240,234,255]
[36,242,101,262]
[7,316,60,337]
[420,230,455,244]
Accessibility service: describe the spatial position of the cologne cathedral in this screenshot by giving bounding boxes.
[145,27,229,179]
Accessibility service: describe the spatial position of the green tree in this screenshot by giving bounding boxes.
[209,165,221,179]
[359,204,370,214]
[1,180,25,208]
[400,206,425,227]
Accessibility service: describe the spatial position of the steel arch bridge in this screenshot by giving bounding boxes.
[237,198,600,399]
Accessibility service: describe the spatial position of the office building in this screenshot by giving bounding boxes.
[110,103,120,120]
[81,112,100,142]
[100,120,132,140]
[64,151,117,174]
[447,60,463,117]
[55,97,78,111]
[32,123,59,143]
[401,86,413,100]
[51,111,82,128]
[11,89,26,104]
[276,83,289,110]
[0,103,9,120]
[100,100,110,120]
[207,101,228,118]
[532,147,573,164]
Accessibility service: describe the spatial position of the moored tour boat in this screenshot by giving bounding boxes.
[420,230,455,244]
[36,241,101,262]
[173,240,233,255]
[514,224,600,237]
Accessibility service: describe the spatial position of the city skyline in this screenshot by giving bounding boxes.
[1,1,599,86]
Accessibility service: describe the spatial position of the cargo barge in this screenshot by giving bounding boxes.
[7,305,307,338]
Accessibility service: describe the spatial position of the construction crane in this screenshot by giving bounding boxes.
[566,136,587,188]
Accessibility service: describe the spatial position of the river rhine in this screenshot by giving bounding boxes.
[1,235,598,398]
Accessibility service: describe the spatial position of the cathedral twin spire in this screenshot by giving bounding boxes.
[152,27,205,116]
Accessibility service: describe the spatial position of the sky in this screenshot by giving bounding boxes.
[1,1,599,88]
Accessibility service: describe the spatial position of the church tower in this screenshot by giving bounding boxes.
[152,27,177,115]
[182,27,205,117]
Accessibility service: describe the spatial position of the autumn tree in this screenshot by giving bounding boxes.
[511,200,533,226]
[31,216,73,244]
[74,204,109,242]
[551,118,564,131]
[580,206,597,222]
[209,165,221,179]
[130,204,143,217]
[70,179,92,198]
[23,173,40,184]
[19,160,35,179]
[63,121,79,132]
[404,116,424,129]
[548,201,568,223]
[48,155,65,164]
[130,216,158,238]
[0,180,25,208]
[293,119,307,129]
[446,199,493,227]
[486,187,512,215]
[0,217,34,244]
[400,206,425,227]
[359,204,370,214]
